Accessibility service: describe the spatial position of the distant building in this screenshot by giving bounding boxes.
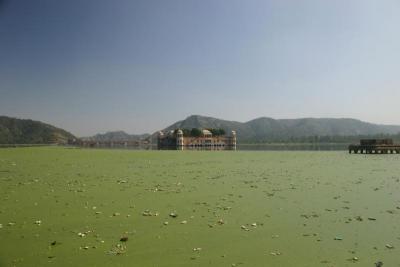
[157,129,237,150]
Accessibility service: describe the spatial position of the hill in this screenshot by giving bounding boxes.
[161,115,400,143]
[82,131,150,142]
[0,116,76,144]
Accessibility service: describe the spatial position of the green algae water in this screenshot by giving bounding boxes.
[0,147,399,267]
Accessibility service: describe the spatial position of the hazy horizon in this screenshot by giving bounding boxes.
[1,0,400,136]
[3,113,400,138]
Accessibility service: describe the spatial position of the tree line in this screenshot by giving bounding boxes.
[174,128,226,137]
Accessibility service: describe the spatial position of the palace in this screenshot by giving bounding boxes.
[157,129,237,150]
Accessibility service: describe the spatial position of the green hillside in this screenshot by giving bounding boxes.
[0,116,76,144]
[162,115,400,143]
[82,131,150,142]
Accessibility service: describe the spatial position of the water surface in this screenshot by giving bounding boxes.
[0,148,398,266]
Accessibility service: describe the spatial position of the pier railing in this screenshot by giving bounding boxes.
[348,144,400,154]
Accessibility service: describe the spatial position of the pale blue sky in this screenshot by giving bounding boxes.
[1,0,400,136]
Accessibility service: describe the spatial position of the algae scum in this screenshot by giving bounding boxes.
[0,148,399,267]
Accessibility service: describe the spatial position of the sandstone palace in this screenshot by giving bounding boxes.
[157,128,237,150]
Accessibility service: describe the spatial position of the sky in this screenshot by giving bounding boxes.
[1,0,400,136]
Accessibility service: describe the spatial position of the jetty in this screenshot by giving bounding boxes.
[348,139,400,154]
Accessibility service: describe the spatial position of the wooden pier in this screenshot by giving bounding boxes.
[348,139,400,154]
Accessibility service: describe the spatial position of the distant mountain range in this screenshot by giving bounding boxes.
[0,116,76,144]
[2,115,400,145]
[160,115,400,143]
[81,131,150,142]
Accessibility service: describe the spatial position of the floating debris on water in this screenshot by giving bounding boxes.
[142,210,158,217]
[108,244,127,255]
[241,225,249,231]
[120,236,128,242]
[78,232,86,238]
[3,146,400,266]
[270,251,281,256]
[350,257,359,262]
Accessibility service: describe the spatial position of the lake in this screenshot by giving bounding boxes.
[0,147,398,266]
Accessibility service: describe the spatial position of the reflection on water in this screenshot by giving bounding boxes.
[238,144,348,151]
[76,143,348,151]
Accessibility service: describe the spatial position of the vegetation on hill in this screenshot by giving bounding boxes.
[174,128,226,137]
[0,116,76,144]
[162,115,400,143]
[5,114,399,145]
[82,131,150,142]
[208,128,226,136]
